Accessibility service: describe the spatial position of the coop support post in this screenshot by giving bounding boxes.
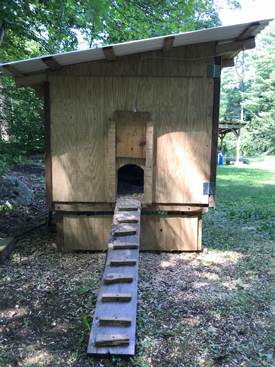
[44,81,53,209]
[209,56,221,209]
[235,128,242,165]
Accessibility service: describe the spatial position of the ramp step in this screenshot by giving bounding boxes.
[99,317,132,326]
[87,199,141,356]
[114,229,136,236]
[113,243,138,250]
[118,206,138,211]
[105,273,133,284]
[101,293,132,302]
[117,217,139,223]
[95,334,130,347]
[110,259,136,266]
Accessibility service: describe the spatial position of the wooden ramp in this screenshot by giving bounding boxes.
[87,200,141,356]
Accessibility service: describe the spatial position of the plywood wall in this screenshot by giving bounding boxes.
[50,42,215,205]
[62,213,200,251]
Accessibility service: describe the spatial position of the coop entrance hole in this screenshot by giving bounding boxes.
[117,164,144,196]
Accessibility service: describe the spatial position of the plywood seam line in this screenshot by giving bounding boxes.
[131,49,242,113]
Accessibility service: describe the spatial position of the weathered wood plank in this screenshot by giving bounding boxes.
[87,200,141,356]
[99,317,132,326]
[102,293,132,302]
[42,56,62,71]
[114,228,136,236]
[237,23,260,41]
[110,259,137,266]
[163,36,175,52]
[216,38,255,55]
[3,65,25,77]
[103,46,116,61]
[95,334,129,346]
[15,73,46,88]
[113,243,138,250]
[105,274,133,284]
[116,217,139,224]
[118,207,138,211]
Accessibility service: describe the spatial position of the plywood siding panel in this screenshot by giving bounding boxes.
[51,77,78,201]
[50,41,214,205]
[62,213,200,251]
[140,214,199,251]
[64,215,113,251]
[76,78,107,202]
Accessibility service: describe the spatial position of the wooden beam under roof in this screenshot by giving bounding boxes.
[42,56,62,71]
[216,37,255,55]
[14,73,47,88]
[162,36,175,52]
[3,65,25,77]
[103,46,116,61]
[222,58,235,68]
[237,22,260,41]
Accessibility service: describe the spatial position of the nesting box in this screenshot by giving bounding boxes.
[0,20,268,251]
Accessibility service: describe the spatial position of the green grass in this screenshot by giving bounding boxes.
[216,165,275,210]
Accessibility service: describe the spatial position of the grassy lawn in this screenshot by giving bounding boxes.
[0,156,274,367]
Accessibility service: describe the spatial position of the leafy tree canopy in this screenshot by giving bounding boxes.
[220,21,275,156]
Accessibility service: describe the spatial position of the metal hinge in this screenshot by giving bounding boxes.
[203,182,216,195]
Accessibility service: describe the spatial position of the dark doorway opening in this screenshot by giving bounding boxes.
[117,164,144,196]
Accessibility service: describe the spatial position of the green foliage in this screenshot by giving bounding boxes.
[0,141,28,177]
[76,279,96,295]
[0,81,44,152]
[220,21,275,156]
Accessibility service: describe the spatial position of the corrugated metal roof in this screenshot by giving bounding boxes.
[0,19,272,76]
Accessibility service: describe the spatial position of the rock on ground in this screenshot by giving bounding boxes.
[0,176,35,206]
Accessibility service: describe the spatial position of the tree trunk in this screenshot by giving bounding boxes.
[0,25,5,47]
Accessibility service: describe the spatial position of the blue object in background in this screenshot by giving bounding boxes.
[217,150,223,165]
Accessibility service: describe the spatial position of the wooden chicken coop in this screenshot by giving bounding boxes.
[0,20,270,253]
[0,19,271,356]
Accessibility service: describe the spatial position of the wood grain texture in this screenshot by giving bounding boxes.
[102,293,132,302]
[95,334,129,346]
[105,274,133,284]
[140,214,200,251]
[44,82,52,208]
[53,202,114,211]
[143,121,154,204]
[63,214,112,251]
[99,317,132,326]
[49,41,215,206]
[115,111,148,159]
[108,121,116,202]
[87,201,141,356]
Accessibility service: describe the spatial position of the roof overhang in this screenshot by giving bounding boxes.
[0,19,272,92]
